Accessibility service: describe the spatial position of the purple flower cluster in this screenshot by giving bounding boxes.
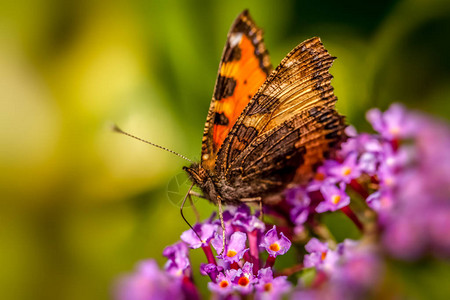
[294,239,382,300]
[115,260,190,300]
[197,207,293,299]
[286,103,450,260]
[115,104,450,299]
[372,108,450,259]
[116,206,293,299]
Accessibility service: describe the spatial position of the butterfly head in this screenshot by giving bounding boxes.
[183,163,209,187]
[183,163,217,202]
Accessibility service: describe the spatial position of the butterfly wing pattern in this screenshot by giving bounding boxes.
[200,10,272,172]
[184,11,346,206]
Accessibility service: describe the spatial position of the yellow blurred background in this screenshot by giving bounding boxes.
[1,0,450,299]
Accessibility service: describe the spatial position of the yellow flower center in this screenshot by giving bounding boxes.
[384,177,394,186]
[226,250,237,258]
[264,283,272,292]
[321,251,327,261]
[219,280,229,288]
[389,126,400,136]
[331,194,341,204]
[238,276,250,286]
[342,166,352,176]
[269,242,280,252]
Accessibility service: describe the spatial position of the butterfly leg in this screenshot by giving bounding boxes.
[181,184,202,242]
[259,198,263,221]
[189,190,206,199]
[240,197,264,220]
[187,191,200,223]
[217,196,226,256]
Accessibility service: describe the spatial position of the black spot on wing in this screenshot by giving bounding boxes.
[223,45,241,63]
[214,112,229,126]
[215,76,237,100]
[232,12,252,34]
[325,131,340,139]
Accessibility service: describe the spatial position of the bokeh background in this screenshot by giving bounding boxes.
[1,0,450,299]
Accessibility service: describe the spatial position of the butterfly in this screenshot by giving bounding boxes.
[183,10,346,237]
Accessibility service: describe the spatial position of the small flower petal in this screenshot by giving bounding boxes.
[260,226,291,257]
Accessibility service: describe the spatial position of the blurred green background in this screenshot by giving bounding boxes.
[1,0,450,299]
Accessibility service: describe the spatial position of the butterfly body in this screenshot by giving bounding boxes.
[184,10,345,207]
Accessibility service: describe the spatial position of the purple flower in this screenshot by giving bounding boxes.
[339,132,385,177]
[163,242,190,277]
[305,238,328,255]
[304,238,330,269]
[428,205,450,258]
[286,187,311,225]
[366,103,416,140]
[254,268,291,300]
[382,214,427,260]
[232,262,255,294]
[208,270,235,296]
[340,132,383,158]
[378,164,397,189]
[212,231,248,263]
[200,263,222,282]
[414,114,450,185]
[335,239,360,258]
[406,114,450,195]
[306,165,331,191]
[375,144,412,189]
[325,153,361,184]
[357,152,378,175]
[345,124,358,137]
[334,251,381,290]
[180,222,218,249]
[115,260,184,300]
[316,182,350,213]
[330,242,383,299]
[260,226,291,257]
[289,290,321,300]
[366,190,394,216]
[232,205,266,233]
[300,240,383,300]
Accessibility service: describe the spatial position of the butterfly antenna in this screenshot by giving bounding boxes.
[112,124,194,163]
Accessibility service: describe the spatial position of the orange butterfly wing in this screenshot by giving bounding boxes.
[201,10,272,171]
